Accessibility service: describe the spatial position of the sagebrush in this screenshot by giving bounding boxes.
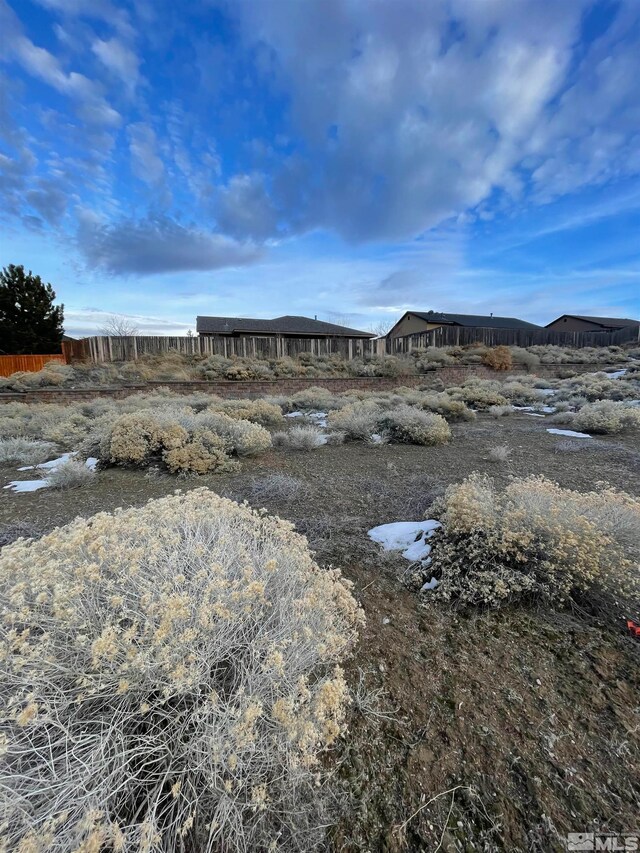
[0,489,364,852]
[430,473,640,611]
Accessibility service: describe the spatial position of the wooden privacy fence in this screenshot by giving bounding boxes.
[0,354,65,377]
[387,323,640,354]
[65,334,374,363]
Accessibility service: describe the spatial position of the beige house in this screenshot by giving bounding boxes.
[387,311,541,339]
[545,314,640,332]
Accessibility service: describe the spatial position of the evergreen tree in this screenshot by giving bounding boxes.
[0,264,65,354]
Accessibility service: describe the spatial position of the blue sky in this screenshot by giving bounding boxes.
[1,0,639,336]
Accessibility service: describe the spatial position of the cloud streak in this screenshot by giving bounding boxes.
[78,215,264,275]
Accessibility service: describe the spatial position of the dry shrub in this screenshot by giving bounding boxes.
[0,437,57,465]
[103,409,272,473]
[212,400,285,427]
[482,345,513,371]
[272,425,327,451]
[510,347,541,371]
[248,473,307,503]
[327,401,382,440]
[488,405,512,418]
[289,386,338,411]
[488,444,511,462]
[45,458,96,489]
[198,410,272,456]
[418,393,476,421]
[430,473,640,610]
[573,401,640,434]
[379,406,451,445]
[0,490,363,852]
[449,380,509,409]
[163,431,239,475]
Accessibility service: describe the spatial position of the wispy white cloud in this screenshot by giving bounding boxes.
[92,37,141,95]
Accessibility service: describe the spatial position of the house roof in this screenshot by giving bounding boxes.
[545,314,640,329]
[405,311,541,331]
[196,315,374,337]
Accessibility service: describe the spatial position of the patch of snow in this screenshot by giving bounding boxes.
[368,520,441,564]
[403,538,432,562]
[18,452,97,473]
[369,433,384,444]
[4,479,49,493]
[547,428,592,439]
[512,404,555,415]
[522,412,545,417]
[308,411,328,427]
[538,388,556,396]
[285,410,328,427]
[420,577,439,591]
[606,369,627,379]
[18,452,75,472]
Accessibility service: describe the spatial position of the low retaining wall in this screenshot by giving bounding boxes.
[0,362,625,404]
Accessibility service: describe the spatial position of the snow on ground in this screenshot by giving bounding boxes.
[4,479,49,493]
[512,405,556,415]
[7,453,97,493]
[605,369,628,379]
[285,410,329,427]
[547,428,592,439]
[420,577,439,591]
[368,520,441,563]
[18,452,75,471]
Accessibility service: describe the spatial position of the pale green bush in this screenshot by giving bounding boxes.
[488,405,512,418]
[0,489,363,852]
[574,401,640,434]
[448,380,509,409]
[211,399,285,427]
[510,347,541,371]
[289,386,338,411]
[430,473,640,609]
[327,401,383,440]
[378,405,451,445]
[418,392,476,421]
[272,425,327,451]
[46,458,96,489]
[198,410,272,456]
[0,437,57,464]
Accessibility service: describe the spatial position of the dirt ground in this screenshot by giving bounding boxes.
[1,412,639,852]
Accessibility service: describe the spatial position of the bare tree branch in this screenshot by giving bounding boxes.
[99,314,140,336]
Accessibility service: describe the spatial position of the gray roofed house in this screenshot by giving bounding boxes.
[545,314,640,332]
[387,310,541,339]
[196,315,374,338]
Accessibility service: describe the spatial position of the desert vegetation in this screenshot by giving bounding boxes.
[426,473,640,612]
[0,343,635,390]
[1,352,639,851]
[0,490,363,852]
